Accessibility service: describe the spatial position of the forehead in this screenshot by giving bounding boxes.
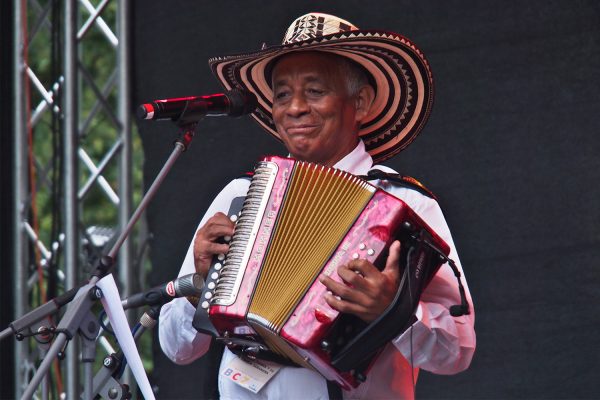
[271,51,345,85]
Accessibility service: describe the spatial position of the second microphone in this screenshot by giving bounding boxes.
[121,273,203,310]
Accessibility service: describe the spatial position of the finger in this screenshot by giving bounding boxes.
[319,274,369,305]
[193,232,230,260]
[193,241,230,276]
[199,241,230,257]
[202,225,235,242]
[336,264,370,290]
[344,258,381,280]
[322,290,373,322]
[200,214,235,240]
[338,260,385,297]
[382,240,402,280]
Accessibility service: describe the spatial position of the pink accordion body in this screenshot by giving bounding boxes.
[196,156,449,389]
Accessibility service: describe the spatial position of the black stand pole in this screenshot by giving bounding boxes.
[91,306,161,400]
[19,123,197,400]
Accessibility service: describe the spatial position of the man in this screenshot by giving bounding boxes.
[159,13,476,399]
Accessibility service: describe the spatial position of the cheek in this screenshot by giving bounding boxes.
[271,106,283,126]
[320,104,347,132]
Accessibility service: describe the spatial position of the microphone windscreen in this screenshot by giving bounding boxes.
[136,103,153,120]
[226,89,258,117]
[174,273,203,297]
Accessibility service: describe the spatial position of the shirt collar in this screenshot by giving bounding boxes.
[333,140,374,175]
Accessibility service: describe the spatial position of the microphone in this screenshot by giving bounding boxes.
[121,273,203,310]
[136,89,258,122]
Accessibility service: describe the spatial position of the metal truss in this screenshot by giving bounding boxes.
[13,0,134,398]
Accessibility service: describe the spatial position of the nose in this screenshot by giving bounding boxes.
[286,92,310,118]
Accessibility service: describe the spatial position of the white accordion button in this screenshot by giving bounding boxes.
[211,272,219,280]
[229,214,238,222]
[224,235,231,242]
[359,243,366,250]
[204,292,213,299]
[367,248,375,256]
[201,301,209,309]
[217,254,225,261]
[214,263,222,270]
[352,253,359,259]
[208,282,215,290]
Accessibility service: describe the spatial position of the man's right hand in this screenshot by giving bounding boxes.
[193,212,235,278]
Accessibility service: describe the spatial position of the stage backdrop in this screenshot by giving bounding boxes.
[133,1,600,398]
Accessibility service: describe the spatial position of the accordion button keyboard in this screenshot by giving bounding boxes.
[359,243,366,250]
[367,248,375,256]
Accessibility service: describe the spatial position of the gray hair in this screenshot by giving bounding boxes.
[334,55,373,97]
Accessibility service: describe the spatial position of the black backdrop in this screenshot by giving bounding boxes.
[132,1,600,398]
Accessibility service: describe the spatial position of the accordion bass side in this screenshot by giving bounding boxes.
[193,156,450,389]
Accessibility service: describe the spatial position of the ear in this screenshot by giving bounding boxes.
[354,85,375,123]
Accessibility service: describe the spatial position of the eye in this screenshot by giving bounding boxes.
[307,88,325,96]
[274,90,290,101]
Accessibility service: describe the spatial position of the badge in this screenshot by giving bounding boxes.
[221,356,281,393]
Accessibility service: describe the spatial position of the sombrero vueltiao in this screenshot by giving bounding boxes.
[209,12,434,162]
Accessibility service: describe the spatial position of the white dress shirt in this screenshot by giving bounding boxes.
[159,141,476,399]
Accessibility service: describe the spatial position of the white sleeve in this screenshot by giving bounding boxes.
[391,191,476,374]
[158,178,250,364]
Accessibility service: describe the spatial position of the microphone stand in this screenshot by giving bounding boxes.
[17,122,198,400]
[91,306,161,400]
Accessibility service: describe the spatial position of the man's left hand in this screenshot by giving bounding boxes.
[319,240,402,323]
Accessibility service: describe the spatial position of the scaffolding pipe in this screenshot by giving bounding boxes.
[13,0,28,396]
[63,0,80,397]
[117,0,133,385]
[118,0,132,303]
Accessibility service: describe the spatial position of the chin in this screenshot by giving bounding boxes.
[288,145,313,160]
[289,151,315,163]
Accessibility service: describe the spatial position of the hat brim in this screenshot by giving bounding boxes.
[209,30,433,163]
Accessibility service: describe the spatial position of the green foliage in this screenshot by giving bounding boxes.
[24,1,154,396]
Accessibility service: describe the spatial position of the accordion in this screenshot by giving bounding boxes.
[193,156,450,389]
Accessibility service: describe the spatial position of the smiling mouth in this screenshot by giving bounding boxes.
[286,125,318,135]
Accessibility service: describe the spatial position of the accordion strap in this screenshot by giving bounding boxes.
[227,345,300,368]
[358,169,437,201]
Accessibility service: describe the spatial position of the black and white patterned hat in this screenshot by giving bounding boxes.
[209,13,434,162]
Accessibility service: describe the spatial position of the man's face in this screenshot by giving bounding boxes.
[271,52,362,166]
